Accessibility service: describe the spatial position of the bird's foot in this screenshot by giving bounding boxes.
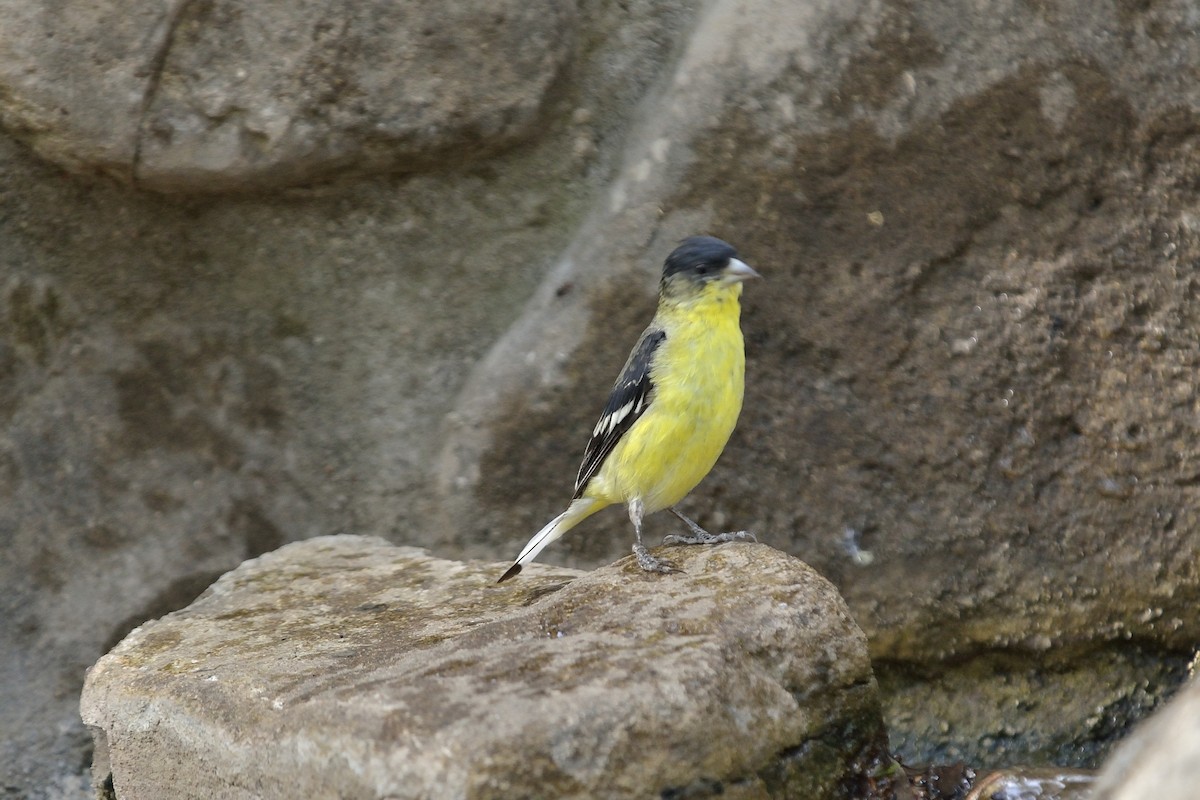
[662,530,758,546]
[633,543,678,574]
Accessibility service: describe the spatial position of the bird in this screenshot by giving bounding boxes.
[498,235,760,583]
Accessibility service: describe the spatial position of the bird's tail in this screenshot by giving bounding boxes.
[497,497,601,583]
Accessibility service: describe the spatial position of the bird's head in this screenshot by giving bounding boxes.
[660,236,760,300]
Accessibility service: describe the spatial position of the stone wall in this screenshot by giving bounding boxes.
[2,0,1198,795]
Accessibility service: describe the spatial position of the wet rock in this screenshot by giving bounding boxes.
[1092,674,1200,800]
[81,536,893,799]
[0,0,576,191]
[880,647,1190,768]
[904,762,976,800]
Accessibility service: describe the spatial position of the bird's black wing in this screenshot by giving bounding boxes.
[574,328,666,498]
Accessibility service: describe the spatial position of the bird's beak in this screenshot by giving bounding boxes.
[722,258,761,284]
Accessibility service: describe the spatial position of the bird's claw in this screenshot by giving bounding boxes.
[662,530,757,546]
[633,543,679,574]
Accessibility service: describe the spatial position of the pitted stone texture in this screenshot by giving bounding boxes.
[81,536,890,800]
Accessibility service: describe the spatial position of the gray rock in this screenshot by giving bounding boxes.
[0,0,158,181]
[0,0,576,191]
[0,1,696,790]
[1092,673,1200,800]
[81,535,892,800]
[5,0,1200,792]
[434,0,1200,766]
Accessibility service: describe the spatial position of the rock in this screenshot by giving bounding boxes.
[433,0,1200,767]
[0,1,695,790]
[0,0,576,191]
[0,278,325,798]
[81,536,894,800]
[879,647,1190,768]
[1092,674,1200,800]
[6,0,1200,792]
[0,0,158,181]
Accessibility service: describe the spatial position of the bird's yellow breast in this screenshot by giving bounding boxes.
[584,282,745,512]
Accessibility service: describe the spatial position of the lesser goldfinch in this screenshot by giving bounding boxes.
[498,236,760,582]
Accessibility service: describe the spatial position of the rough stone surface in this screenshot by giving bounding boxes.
[0,1,699,793]
[4,0,1200,794]
[81,536,891,800]
[1093,671,1200,800]
[433,0,1200,766]
[878,646,1191,768]
[0,0,577,191]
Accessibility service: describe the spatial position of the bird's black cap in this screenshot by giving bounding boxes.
[662,236,739,279]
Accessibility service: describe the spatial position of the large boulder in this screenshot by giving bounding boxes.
[81,536,894,800]
[0,0,577,191]
[4,0,1199,793]
[0,1,697,792]
[433,0,1200,766]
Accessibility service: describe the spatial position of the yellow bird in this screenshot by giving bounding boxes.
[498,236,759,582]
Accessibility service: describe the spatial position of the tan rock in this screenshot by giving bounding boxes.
[81,536,892,800]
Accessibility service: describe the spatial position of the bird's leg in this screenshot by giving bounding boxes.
[663,507,758,546]
[629,498,676,574]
